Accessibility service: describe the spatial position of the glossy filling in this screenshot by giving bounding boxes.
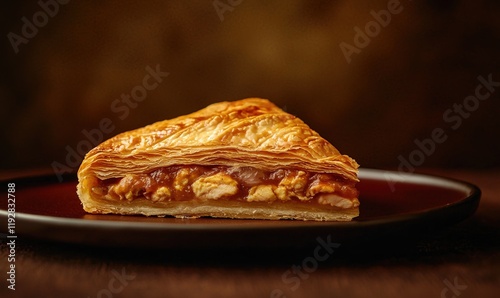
[92,166,359,209]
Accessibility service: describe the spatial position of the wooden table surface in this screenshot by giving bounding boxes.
[1,168,499,298]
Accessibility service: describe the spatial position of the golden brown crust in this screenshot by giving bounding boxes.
[78,98,358,180]
[76,98,359,221]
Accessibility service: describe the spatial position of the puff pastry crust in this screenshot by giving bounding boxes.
[77,98,360,221]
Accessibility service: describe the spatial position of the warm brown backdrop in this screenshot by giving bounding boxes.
[1,0,499,172]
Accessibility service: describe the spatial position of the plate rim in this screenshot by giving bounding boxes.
[0,168,481,231]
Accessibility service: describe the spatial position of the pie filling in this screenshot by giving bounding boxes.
[91,166,359,209]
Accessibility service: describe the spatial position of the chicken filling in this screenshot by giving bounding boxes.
[93,166,359,208]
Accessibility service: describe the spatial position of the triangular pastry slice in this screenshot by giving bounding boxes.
[77,98,360,221]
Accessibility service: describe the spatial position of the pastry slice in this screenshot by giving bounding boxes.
[77,98,360,221]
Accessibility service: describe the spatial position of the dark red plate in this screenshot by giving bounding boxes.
[0,169,480,249]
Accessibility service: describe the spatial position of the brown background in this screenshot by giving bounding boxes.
[1,0,500,171]
[1,2,500,297]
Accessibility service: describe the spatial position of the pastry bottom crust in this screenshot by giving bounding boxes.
[80,194,359,221]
